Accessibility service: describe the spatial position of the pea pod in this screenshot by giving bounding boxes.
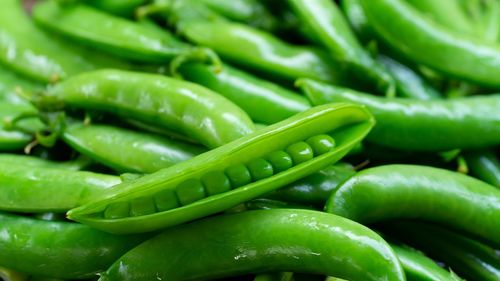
[384,221,500,281]
[72,0,147,17]
[175,62,310,124]
[68,103,374,234]
[178,20,341,83]
[0,153,90,171]
[267,162,355,207]
[287,0,395,96]
[0,65,42,105]
[390,244,462,281]
[358,0,500,88]
[101,209,405,281]
[0,0,128,83]
[0,162,120,212]
[33,1,194,63]
[325,164,500,248]
[36,69,255,149]
[0,102,44,151]
[0,266,28,281]
[0,212,147,279]
[464,149,500,188]
[299,78,500,151]
[62,123,206,173]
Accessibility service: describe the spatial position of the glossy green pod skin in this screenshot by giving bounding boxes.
[377,55,441,100]
[300,79,500,151]
[37,69,255,149]
[0,0,128,83]
[197,0,278,31]
[0,102,44,151]
[0,154,90,171]
[359,0,500,88]
[101,209,405,281]
[33,1,191,63]
[77,0,147,17]
[0,65,42,105]
[63,123,206,173]
[325,164,500,247]
[340,0,374,43]
[0,212,147,279]
[68,103,374,234]
[390,244,461,281]
[0,162,120,212]
[384,221,500,281]
[406,0,475,35]
[267,162,355,206]
[178,20,341,83]
[287,0,395,95]
[176,62,310,124]
[464,149,500,188]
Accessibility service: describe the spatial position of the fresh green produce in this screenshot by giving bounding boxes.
[68,104,374,234]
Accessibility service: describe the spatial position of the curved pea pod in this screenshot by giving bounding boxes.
[0,153,90,171]
[287,0,395,96]
[62,123,206,173]
[68,103,375,234]
[358,0,500,88]
[175,62,311,124]
[267,162,355,207]
[384,221,500,281]
[299,78,500,151]
[325,164,500,248]
[0,162,120,212]
[100,209,405,281]
[32,1,192,63]
[178,20,342,83]
[0,0,129,83]
[390,243,462,281]
[0,212,147,279]
[36,69,255,149]
[464,149,500,188]
[0,102,44,151]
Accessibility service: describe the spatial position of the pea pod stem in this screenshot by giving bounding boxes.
[325,164,500,248]
[100,209,405,281]
[36,69,255,149]
[299,78,500,151]
[68,103,374,234]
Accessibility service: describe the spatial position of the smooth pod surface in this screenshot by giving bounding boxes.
[0,0,128,83]
[326,164,500,247]
[0,102,44,151]
[68,103,374,234]
[39,69,255,149]
[0,212,147,279]
[0,162,120,212]
[179,20,341,83]
[359,0,500,87]
[101,209,405,281]
[63,123,206,173]
[300,78,500,151]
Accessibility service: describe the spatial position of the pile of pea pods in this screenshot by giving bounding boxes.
[0,0,499,280]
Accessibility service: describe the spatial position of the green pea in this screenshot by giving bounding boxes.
[202,171,232,196]
[306,135,336,156]
[286,142,314,165]
[247,158,274,181]
[225,164,252,188]
[104,202,130,219]
[176,179,206,205]
[130,197,156,217]
[266,150,293,173]
[154,190,180,212]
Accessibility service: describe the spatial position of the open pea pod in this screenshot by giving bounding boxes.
[68,103,374,234]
